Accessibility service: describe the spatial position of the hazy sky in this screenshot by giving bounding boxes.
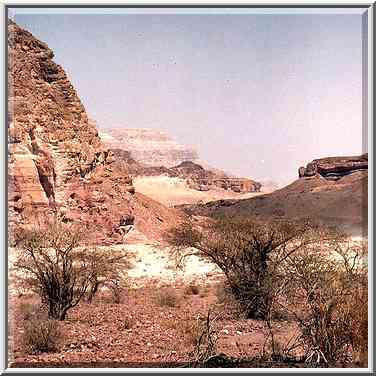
[11,9,366,184]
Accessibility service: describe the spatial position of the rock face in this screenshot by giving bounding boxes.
[186,155,368,236]
[8,19,109,214]
[111,151,262,194]
[170,161,262,193]
[103,129,262,193]
[111,148,173,177]
[298,154,368,180]
[99,128,199,167]
[8,20,181,243]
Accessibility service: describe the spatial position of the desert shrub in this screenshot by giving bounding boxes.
[18,301,43,321]
[214,282,234,304]
[166,218,336,320]
[283,239,368,366]
[155,287,179,307]
[14,220,129,320]
[23,317,60,354]
[184,283,200,296]
[182,309,220,365]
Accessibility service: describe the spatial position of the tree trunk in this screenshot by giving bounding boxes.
[58,307,69,321]
[86,281,100,304]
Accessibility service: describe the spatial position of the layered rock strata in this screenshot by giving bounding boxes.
[8,20,180,243]
[100,128,199,167]
[298,154,368,181]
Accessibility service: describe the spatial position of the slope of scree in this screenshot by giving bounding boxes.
[8,19,182,243]
[184,154,368,236]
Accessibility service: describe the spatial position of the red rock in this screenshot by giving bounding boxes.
[8,20,183,243]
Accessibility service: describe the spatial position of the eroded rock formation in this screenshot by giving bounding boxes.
[100,128,199,167]
[298,154,368,181]
[170,161,261,193]
[111,151,262,194]
[8,20,181,243]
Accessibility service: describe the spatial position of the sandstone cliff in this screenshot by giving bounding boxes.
[169,161,261,193]
[111,150,262,194]
[100,128,199,167]
[298,154,368,180]
[8,20,181,243]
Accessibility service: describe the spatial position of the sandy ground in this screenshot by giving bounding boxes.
[8,230,366,367]
[106,229,222,288]
[8,233,300,367]
[133,176,271,207]
[7,228,222,297]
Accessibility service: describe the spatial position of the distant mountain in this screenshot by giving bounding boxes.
[99,128,199,167]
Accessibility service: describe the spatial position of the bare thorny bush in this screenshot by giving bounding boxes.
[281,239,368,366]
[166,218,368,366]
[166,218,339,320]
[13,219,130,320]
[189,309,221,366]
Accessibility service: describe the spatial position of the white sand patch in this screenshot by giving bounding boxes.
[133,176,266,207]
[105,242,221,287]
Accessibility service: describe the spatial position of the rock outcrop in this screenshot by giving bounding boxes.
[8,20,181,243]
[8,19,110,217]
[298,154,368,181]
[111,151,262,194]
[99,128,199,167]
[170,161,262,193]
[103,129,262,193]
[185,155,368,236]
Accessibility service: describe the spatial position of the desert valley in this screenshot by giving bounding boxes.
[7,19,368,369]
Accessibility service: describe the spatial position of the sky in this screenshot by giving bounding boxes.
[11,8,367,185]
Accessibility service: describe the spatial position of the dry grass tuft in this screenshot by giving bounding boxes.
[155,287,180,307]
[23,318,60,354]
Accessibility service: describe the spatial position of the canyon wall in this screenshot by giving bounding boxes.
[8,20,180,243]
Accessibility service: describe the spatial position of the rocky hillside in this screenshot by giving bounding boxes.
[184,154,368,235]
[8,20,181,243]
[99,128,199,167]
[169,161,261,193]
[111,149,262,194]
[101,128,263,194]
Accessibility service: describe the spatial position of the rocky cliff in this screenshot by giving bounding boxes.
[8,20,111,213]
[170,161,261,193]
[111,150,262,194]
[100,128,199,167]
[298,154,368,180]
[8,20,181,243]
